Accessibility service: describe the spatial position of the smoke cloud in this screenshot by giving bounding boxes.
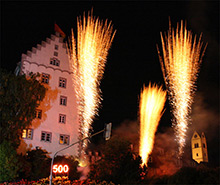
[112,120,181,176]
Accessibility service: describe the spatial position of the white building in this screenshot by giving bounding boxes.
[16,32,79,157]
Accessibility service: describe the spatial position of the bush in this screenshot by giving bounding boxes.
[89,136,143,184]
[22,148,51,181]
[0,140,21,182]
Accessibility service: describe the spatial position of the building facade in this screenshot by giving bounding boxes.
[191,131,208,163]
[17,32,79,157]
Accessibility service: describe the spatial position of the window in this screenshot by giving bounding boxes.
[194,143,199,148]
[55,45,59,50]
[196,153,199,157]
[42,73,50,84]
[50,58,60,66]
[54,51,58,56]
[41,131,52,142]
[59,134,70,145]
[203,143,206,148]
[59,77,67,88]
[194,134,197,138]
[22,129,33,139]
[60,96,67,106]
[59,114,66,124]
[35,109,42,119]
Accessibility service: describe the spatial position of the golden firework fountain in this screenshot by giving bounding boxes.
[68,10,116,164]
[139,83,166,166]
[157,20,207,156]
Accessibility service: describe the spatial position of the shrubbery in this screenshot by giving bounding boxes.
[0,140,21,182]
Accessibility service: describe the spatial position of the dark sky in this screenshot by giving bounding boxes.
[1,1,219,163]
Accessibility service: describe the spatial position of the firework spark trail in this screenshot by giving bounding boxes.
[68,11,116,159]
[157,20,206,156]
[139,83,166,166]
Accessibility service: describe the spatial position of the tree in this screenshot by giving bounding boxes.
[0,140,22,182]
[167,166,220,185]
[89,136,143,184]
[0,68,46,148]
[24,148,51,181]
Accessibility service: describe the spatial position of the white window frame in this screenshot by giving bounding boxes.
[60,96,67,106]
[50,58,60,66]
[59,77,67,88]
[42,73,50,84]
[41,131,52,142]
[22,129,33,140]
[59,134,70,145]
[59,114,66,124]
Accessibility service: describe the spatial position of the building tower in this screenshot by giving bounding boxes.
[16,31,80,157]
[191,131,208,163]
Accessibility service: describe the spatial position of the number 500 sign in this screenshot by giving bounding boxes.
[53,164,69,173]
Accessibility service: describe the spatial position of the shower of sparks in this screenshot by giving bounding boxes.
[157,20,206,156]
[68,10,116,158]
[139,83,166,166]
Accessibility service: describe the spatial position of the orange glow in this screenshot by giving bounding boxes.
[53,164,69,173]
[139,83,166,166]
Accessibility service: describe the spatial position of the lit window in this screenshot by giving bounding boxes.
[50,58,60,66]
[54,51,58,56]
[35,109,42,119]
[41,131,52,142]
[42,73,50,84]
[55,45,59,50]
[60,96,67,106]
[59,114,66,124]
[59,77,67,88]
[22,129,33,140]
[194,143,199,148]
[59,134,70,145]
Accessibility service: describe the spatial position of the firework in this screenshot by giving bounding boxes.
[68,11,116,159]
[139,83,166,166]
[157,20,206,156]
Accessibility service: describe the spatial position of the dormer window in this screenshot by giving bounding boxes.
[50,58,60,66]
[54,51,58,56]
[55,45,59,50]
[194,134,197,138]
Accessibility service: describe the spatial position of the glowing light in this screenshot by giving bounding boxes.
[68,10,116,157]
[78,159,88,167]
[53,164,69,173]
[139,83,166,166]
[157,20,206,156]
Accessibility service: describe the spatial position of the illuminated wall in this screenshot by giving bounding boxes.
[17,32,79,157]
[191,131,208,163]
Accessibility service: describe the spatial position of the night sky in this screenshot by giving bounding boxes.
[1,1,219,164]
